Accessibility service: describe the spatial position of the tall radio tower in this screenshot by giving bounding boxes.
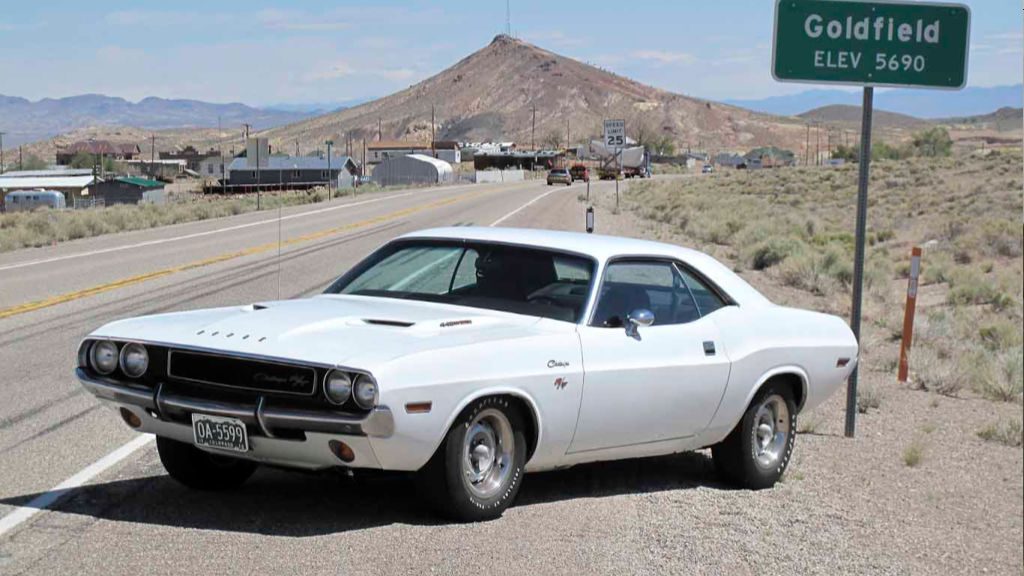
[505,0,511,36]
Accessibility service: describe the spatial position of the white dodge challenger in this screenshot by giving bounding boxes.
[76,227,857,521]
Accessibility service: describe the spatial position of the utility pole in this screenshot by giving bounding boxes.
[150,134,156,179]
[326,140,333,200]
[566,118,570,150]
[362,138,367,187]
[218,116,225,195]
[255,136,261,210]
[377,118,382,141]
[531,106,536,151]
[431,104,436,158]
[295,139,300,157]
[805,123,810,166]
[815,122,820,166]
[0,131,5,174]
[242,123,251,141]
[19,145,23,171]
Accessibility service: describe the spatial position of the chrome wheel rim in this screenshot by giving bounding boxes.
[462,408,514,499]
[751,394,790,470]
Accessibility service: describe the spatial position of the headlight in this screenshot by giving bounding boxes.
[90,340,119,375]
[119,343,149,378]
[324,371,352,405]
[353,374,377,409]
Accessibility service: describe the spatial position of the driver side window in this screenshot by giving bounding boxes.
[592,260,699,327]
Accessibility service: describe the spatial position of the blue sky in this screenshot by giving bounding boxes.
[0,0,1020,106]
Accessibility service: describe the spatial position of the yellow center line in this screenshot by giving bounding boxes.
[0,191,477,320]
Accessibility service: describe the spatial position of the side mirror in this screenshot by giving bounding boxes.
[625,308,655,340]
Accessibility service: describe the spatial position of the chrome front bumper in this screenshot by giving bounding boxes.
[76,368,395,469]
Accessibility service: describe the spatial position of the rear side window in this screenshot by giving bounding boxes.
[677,267,728,316]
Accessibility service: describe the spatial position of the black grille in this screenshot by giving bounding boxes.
[168,350,317,396]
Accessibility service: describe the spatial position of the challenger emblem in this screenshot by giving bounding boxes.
[553,377,568,389]
[547,360,569,368]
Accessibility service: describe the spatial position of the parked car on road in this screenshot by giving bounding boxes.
[76,227,858,521]
[546,168,572,186]
[702,164,714,174]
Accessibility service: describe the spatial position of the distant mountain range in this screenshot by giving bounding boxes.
[726,84,1022,119]
[0,94,315,147]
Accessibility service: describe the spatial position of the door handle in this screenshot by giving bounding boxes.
[703,341,716,356]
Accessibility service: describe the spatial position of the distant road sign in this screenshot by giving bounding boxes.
[772,0,970,89]
[603,119,625,148]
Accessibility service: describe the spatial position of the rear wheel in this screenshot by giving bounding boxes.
[712,382,796,489]
[417,397,526,522]
[157,436,258,491]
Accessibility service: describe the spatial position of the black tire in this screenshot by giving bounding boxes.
[156,436,258,491]
[712,381,797,489]
[417,396,527,522]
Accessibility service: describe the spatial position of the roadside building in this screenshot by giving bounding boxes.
[118,159,188,181]
[744,146,796,168]
[160,146,219,172]
[713,152,746,169]
[86,176,165,206]
[366,140,430,164]
[226,155,359,190]
[0,168,94,179]
[429,141,462,165]
[0,174,100,202]
[372,154,453,187]
[55,141,140,165]
[198,154,233,181]
[472,150,563,171]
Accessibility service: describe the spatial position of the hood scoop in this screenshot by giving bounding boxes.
[362,318,416,328]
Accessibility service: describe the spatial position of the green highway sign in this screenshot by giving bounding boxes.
[772,0,970,89]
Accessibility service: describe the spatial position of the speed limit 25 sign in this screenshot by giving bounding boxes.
[603,119,625,148]
[772,0,970,89]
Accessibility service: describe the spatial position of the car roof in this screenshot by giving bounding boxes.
[396,226,770,306]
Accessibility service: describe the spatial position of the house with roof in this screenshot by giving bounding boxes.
[366,140,430,164]
[55,140,140,165]
[86,176,165,206]
[226,155,359,190]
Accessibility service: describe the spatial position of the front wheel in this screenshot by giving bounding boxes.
[156,436,258,491]
[712,382,796,489]
[417,397,527,522]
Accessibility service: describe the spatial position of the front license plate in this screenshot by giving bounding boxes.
[192,413,249,453]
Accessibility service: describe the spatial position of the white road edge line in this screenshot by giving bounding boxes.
[0,189,431,273]
[0,434,154,539]
[0,179,560,541]
[490,184,570,227]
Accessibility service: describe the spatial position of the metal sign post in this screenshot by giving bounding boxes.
[772,0,969,437]
[604,119,624,210]
[845,86,873,438]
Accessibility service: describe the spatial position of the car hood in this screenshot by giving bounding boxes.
[91,294,566,369]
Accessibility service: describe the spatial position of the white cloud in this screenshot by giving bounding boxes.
[631,50,695,65]
[304,61,357,81]
[104,10,199,27]
[256,9,350,32]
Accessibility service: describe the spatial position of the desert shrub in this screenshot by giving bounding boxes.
[857,385,882,414]
[903,438,925,467]
[973,349,1024,403]
[746,237,807,270]
[977,419,1023,447]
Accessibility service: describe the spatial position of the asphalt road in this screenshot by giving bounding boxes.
[0,177,608,575]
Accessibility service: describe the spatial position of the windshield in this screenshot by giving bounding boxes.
[325,240,595,322]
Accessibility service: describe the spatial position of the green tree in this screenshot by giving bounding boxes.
[910,127,953,157]
[21,154,47,170]
[69,151,97,169]
[832,144,858,162]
